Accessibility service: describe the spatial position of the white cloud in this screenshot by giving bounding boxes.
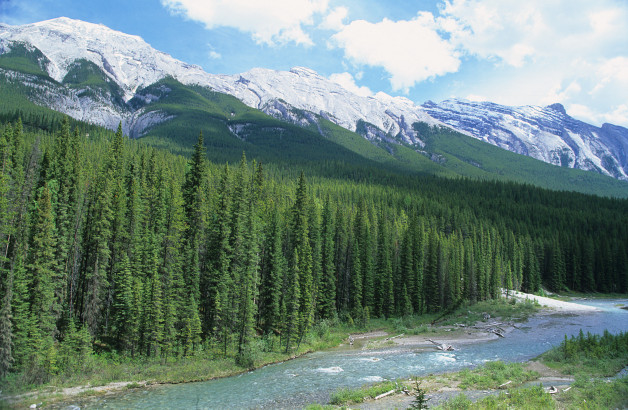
[161,0,329,45]
[592,56,628,94]
[330,12,460,92]
[435,0,628,126]
[329,72,373,97]
[321,7,348,31]
[466,94,488,102]
[440,0,628,64]
[604,104,628,126]
[542,81,582,106]
[569,103,628,126]
[206,43,221,59]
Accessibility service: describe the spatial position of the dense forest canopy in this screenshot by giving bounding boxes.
[0,116,626,380]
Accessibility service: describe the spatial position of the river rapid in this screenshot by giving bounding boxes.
[71,299,627,409]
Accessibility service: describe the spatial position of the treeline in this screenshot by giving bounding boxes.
[0,117,626,380]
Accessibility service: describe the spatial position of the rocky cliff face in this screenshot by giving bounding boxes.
[422,99,628,180]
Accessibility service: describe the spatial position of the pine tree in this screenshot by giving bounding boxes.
[424,229,440,313]
[160,177,185,359]
[237,156,262,356]
[349,235,362,317]
[182,132,207,304]
[28,184,59,340]
[259,210,284,334]
[143,249,164,357]
[284,251,300,354]
[317,196,336,319]
[0,128,15,376]
[333,205,349,313]
[112,253,134,352]
[27,183,60,373]
[376,216,394,318]
[289,173,314,348]
[207,165,233,351]
[81,167,112,335]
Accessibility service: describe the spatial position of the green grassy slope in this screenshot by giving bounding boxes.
[415,123,628,197]
[0,58,626,198]
[0,42,50,77]
[132,78,437,172]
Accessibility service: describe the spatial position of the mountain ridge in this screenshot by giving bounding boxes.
[1,17,627,182]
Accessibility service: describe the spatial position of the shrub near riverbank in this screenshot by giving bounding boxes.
[540,329,628,377]
[438,330,628,409]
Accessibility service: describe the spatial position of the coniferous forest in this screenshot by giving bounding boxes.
[0,116,627,383]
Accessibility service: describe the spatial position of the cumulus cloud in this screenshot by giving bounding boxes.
[329,72,373,97]
[466,94,489,102]
[161,0,329,45]
[321,6,348,31]
[330,12,460,92]
[440,0,628,65]
[160,0,628,126]
[436,0,628,126]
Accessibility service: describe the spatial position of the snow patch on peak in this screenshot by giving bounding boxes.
[423,99,628,180]
[3,18,626,181]
[1,18,446,144]
[0,17,210,101]
[289,66,320,77]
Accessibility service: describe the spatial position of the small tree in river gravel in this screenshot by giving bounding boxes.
[408,378,429,409]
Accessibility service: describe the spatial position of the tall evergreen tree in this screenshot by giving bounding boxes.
[28,184,59,361]
[317,196,336,320]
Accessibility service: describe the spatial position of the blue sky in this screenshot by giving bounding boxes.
[2,0,628,127]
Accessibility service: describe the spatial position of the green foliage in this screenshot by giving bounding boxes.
[0,111,626,392]
[415,122,628,198]
[409,378,430,409]
[0,42,49,76]
[560,375,628,409]
[466,385,555,409]
[330,380,401,405]
[541,330,628,377]
[456,361,539,390]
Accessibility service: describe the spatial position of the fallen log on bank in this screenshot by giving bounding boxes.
[374,390,396,400]
[427,339,455,351]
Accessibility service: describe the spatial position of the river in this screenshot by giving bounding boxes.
[72,299,627,409]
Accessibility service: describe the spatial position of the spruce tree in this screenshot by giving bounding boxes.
[317,196,336,319]
[290,173,314,347]
[0,129,15,376]
[28,184,58,339]
[284,251,300,354]
[207,165,232,349]
[259,210,285,334]
[182,132,206,304]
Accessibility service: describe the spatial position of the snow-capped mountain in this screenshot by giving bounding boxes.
[0,17,211,100]
[203,67,440,146]
[1,17,627,181]
[0,17,438,144]
[422,100,628,180]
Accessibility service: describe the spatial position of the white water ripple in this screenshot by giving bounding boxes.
[315,366,344,374]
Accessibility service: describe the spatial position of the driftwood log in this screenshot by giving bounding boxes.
[374,390,396,400]
[427,339,455,351]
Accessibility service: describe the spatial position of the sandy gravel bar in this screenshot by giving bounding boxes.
[506,290,600,312]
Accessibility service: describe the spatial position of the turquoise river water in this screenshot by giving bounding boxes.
[66,299,627,409]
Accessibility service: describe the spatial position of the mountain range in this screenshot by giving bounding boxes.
[0,17,627,196]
